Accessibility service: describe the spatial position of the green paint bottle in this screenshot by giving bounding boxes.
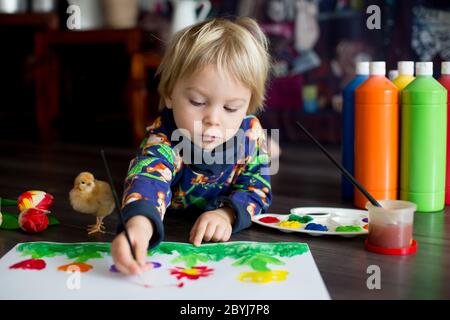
[401,62,448,212]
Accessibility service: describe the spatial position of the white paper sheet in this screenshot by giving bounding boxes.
[0,241,330,300]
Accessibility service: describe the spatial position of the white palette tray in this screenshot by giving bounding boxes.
[252,207,369,237]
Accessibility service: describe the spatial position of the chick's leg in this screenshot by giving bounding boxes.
[87,217,106,234]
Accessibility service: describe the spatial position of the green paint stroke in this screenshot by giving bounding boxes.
[288,214,313,223]
[232,253,284,271]
[17,242,110,263]
[170,253,210,268]
[16,242,309,270]
[335,225,363,232]
[151,242,309,270]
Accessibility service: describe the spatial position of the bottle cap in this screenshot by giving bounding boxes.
[388,70,399,81]
[356,61,370,75]
[397,61,414,76]
[370,61,386,76]
[416,62,433,76]
[442,61,450,75]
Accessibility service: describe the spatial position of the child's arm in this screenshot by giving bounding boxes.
[111,215,154,275]
[118,137,178,249]
[195,117,272,240]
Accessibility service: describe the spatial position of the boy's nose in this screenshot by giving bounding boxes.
[203,107,221,126]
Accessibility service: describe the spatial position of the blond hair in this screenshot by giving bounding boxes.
[156,17,270,114]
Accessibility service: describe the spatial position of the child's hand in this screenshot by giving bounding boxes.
[111,215,154,275]
[189,207,235,246]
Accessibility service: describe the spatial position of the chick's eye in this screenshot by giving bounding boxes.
[81,181,85,184]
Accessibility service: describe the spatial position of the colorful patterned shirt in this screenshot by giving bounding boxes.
[119,108,272,247]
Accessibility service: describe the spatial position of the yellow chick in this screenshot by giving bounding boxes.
[69,172,115,234]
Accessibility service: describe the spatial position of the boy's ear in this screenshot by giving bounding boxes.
[165,96,173,109]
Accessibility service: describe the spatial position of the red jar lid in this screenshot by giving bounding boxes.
[365,239,417,255]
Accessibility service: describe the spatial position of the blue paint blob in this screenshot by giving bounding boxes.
[362,217,369,223]
[305,223,328,231]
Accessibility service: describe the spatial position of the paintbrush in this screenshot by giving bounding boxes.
[100,150,149,282]
[295,122,381,208]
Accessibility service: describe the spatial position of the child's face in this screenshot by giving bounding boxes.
[165,64,251,150]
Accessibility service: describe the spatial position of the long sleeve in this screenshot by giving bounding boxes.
[119,125,179,248]
[204,116,272,233]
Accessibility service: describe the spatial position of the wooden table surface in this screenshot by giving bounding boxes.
[0,140,449,300]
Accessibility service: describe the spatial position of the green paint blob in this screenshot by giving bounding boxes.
[152,242,309,260]
[170,253,210,268]
[232,253,284,272]
[288,214,313,223]
[335,225,363,232]
[17,242,110,262]
[17,241,309,271]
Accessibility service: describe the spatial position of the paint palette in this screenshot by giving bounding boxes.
[252,207,369,237]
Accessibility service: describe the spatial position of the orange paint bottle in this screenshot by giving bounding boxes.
[354,62,399,208]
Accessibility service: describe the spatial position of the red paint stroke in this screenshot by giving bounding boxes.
[170,266,214,280]
[142,282,185,289]
[259,216,280,223]
[9,258,46,270]
[363,224,369,230]
[57,262,93,273]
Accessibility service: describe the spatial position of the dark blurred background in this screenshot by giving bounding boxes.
[1,0,449,148]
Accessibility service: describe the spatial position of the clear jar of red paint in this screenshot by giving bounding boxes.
[365,200,417,255]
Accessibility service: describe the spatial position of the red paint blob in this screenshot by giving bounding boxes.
[10,258,46,270]
[259,216,280,223]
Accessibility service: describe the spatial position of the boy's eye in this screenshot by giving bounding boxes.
[190,99,205,107]
[225,106,238,112]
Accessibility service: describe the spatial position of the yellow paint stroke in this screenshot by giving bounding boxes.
[57,262,93,273]
[181,268,201,276]
[278,220,302,229]
[238,270,289,283]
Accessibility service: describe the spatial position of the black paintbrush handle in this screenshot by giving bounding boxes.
[101,150,137,260]
[295,122,381,208]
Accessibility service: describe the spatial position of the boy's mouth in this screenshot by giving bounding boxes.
[201,134,220,142]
